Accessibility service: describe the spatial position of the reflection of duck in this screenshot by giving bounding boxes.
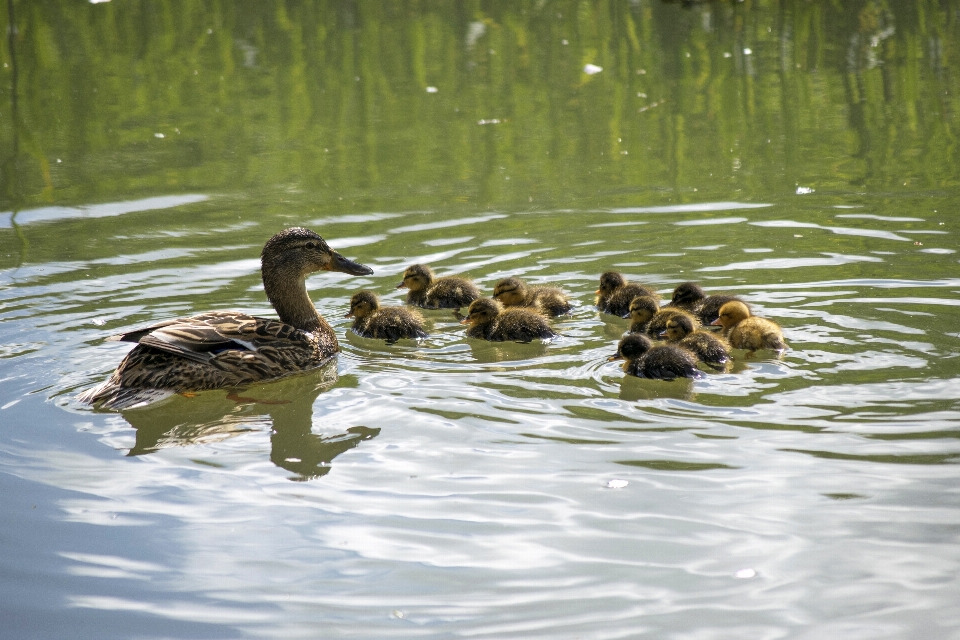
[626,295,698,338]
[711,301,787,351]
[596,271,657,317]
[661,314,730,370]
[665,282,741,325]
[79,228,373,410]
[397,263,480,310]
[610,334,699,380]
[461,298,557,342]
[493,277,572,316]
[346,291,427,342]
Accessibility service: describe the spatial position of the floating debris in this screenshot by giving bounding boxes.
[154,133,165,139]
[426,86,438,93]
[735,568,756,579]
[606,479,629,489]
[796,186,814,194]
[584,64,603,75]
[477,119,501,125]
[743,48,753,55]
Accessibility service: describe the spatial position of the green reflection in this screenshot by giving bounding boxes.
[615,459,738,471]
[781,448,960,465]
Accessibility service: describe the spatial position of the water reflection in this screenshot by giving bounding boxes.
[115,365,380,480]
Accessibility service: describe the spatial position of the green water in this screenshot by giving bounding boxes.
[2,1,959,638]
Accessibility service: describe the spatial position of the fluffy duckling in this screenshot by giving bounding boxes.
[397,263,481,310]
[346,291,427,343]
[610,334,699,380]
[596,271,657,317]
[660,314,730,369]
[460,298,557,342]
[666,282,741,326]
[626,295,699,338]
[711,300,787,351]
[493,277,572,316]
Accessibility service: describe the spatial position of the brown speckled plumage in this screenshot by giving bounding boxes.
[666,282,741,326]
[661,314,730,369]
[78,227,373,410]
[626,295,699,338]
[347,290,427,342]
[493,277,572,316]
[611,334,699,380]
[397,263,480,310]
[462,298,557,342]
[711,300,787,351]
[596,271,657,317]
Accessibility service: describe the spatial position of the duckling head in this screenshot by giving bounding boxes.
[670,282,705,307]
[711,300,752,331]
[610,333,653,361]
[625,295,659,322]
[597,271,626,296]
[661,314,695,341]
[493,277,527,306]
[397,264,434,292]
[346,290,380,319]
[460,298,502,326]
[262,227,374,280]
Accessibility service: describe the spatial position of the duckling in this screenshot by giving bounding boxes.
[397,263,481,310]
[625,295,699,339]
[493,277,572,316]
[460,298,557,342]
[660,314,730,369]
[596,271,657,317]
[610,333,699,380]
[711,300,787,351]
[665,281,741,326]
[346,291,427,342]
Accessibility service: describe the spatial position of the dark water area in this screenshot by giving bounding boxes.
[1,1,959,638]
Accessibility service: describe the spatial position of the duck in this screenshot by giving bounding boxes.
[610,333,699,380]
[78,227,373,410]
[492,277,572,316]
[595,271,657,317]
[397,263,481,310]
[711,300,787,351]
[625,295,699,338]
[660,314,730,369]
[460,298,557,342]
[665,281,741,326]
[346,291,427,343]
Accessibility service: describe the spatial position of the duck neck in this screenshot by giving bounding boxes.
[263,271,324,333]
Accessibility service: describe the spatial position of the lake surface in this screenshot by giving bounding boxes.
[2,1,959,638]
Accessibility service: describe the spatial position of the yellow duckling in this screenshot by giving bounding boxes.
[626,295,699,339]
[346,291,427,343]
[493,277,572,316]
[660,314,730,370]
[665,281,742,326]
[460,298,557,342]
[397,263,481,310]
[711,301,787,351]
[610,334,699,380]
[596,271,657,317]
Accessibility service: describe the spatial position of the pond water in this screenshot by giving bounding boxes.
[2,1,959,638]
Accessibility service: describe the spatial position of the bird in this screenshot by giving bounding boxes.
[610,333,700,380]
[665,282,741,326]
[492,277,572,316]
[397,263,480,310]
[625,295,699,338]
[78,227,373,410]
[711,300,787,351]
[460,298,557,342]
[346,291,427,343]
[660,314,730,369]
[595,271,657,317]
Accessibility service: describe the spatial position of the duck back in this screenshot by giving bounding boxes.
[354,307,427,342]
[421,276,481,309]
[626,344,699,380]
[489,308,557,342]
[601,283,656,317]
[728,316,787,351]
[531,287,573,316]
[632,309,696,338]
[697,295,741,326]
[679,331,730,369]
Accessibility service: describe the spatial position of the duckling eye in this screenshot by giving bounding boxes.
[306,242,317,249]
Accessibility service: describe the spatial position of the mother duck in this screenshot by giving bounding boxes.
[79,227,373,410]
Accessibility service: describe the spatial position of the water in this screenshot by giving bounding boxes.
[2,2,960,638]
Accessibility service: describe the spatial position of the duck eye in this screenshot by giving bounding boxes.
[306,242,317,249]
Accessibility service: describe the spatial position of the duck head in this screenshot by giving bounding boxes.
[493,277,527,306]
[609,333,653,362]
[669,282,705,307]
[596,271,626,296]
[711,300,752,331]
[261,227,374,279]
[625,295,659,322]
[397,264,434,292]
[460,298,502,326]
[346,290,380,319]
[660,314,695,341]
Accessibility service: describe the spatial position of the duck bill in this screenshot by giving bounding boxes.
[327,251,374,276]
[344,312,354,318]
[459,317,472,325]
[710,318,721,326]
[607,354,623,362]
[396,281,407,289]
[621,313,631,319]
[658,330,667,338]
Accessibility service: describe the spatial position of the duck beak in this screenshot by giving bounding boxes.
[595,289,602,295]
[396,280,407,289]
[710,318,721,326]
[345,311,354,318]
[328,251,374,276]
[607,353,623,362]
[621,313,631,319]
[459,317,472,325]
[658,330,667,337]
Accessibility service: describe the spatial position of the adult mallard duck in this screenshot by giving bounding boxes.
[346,290,427,343]
[711,300,787,351]
[492,277,572,316]
[665,282,741,326]
[609,333,699,380]
[460,298,557,342]
[397,263,480,310]
[78,227,373,410]
[660,314,730,370]
[625,295,698,339]
[596,271,657,317]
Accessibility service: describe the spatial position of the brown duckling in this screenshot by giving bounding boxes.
[460,298,557,342]
[665,282,742,326]
[610,334,700,380]
[711,300,787,351]
[595,271,657,317]
[346,291,427,343]
[660,314,730,370]
[626,295,699,339]
[493,277,572,316]
[397,263,481,310]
